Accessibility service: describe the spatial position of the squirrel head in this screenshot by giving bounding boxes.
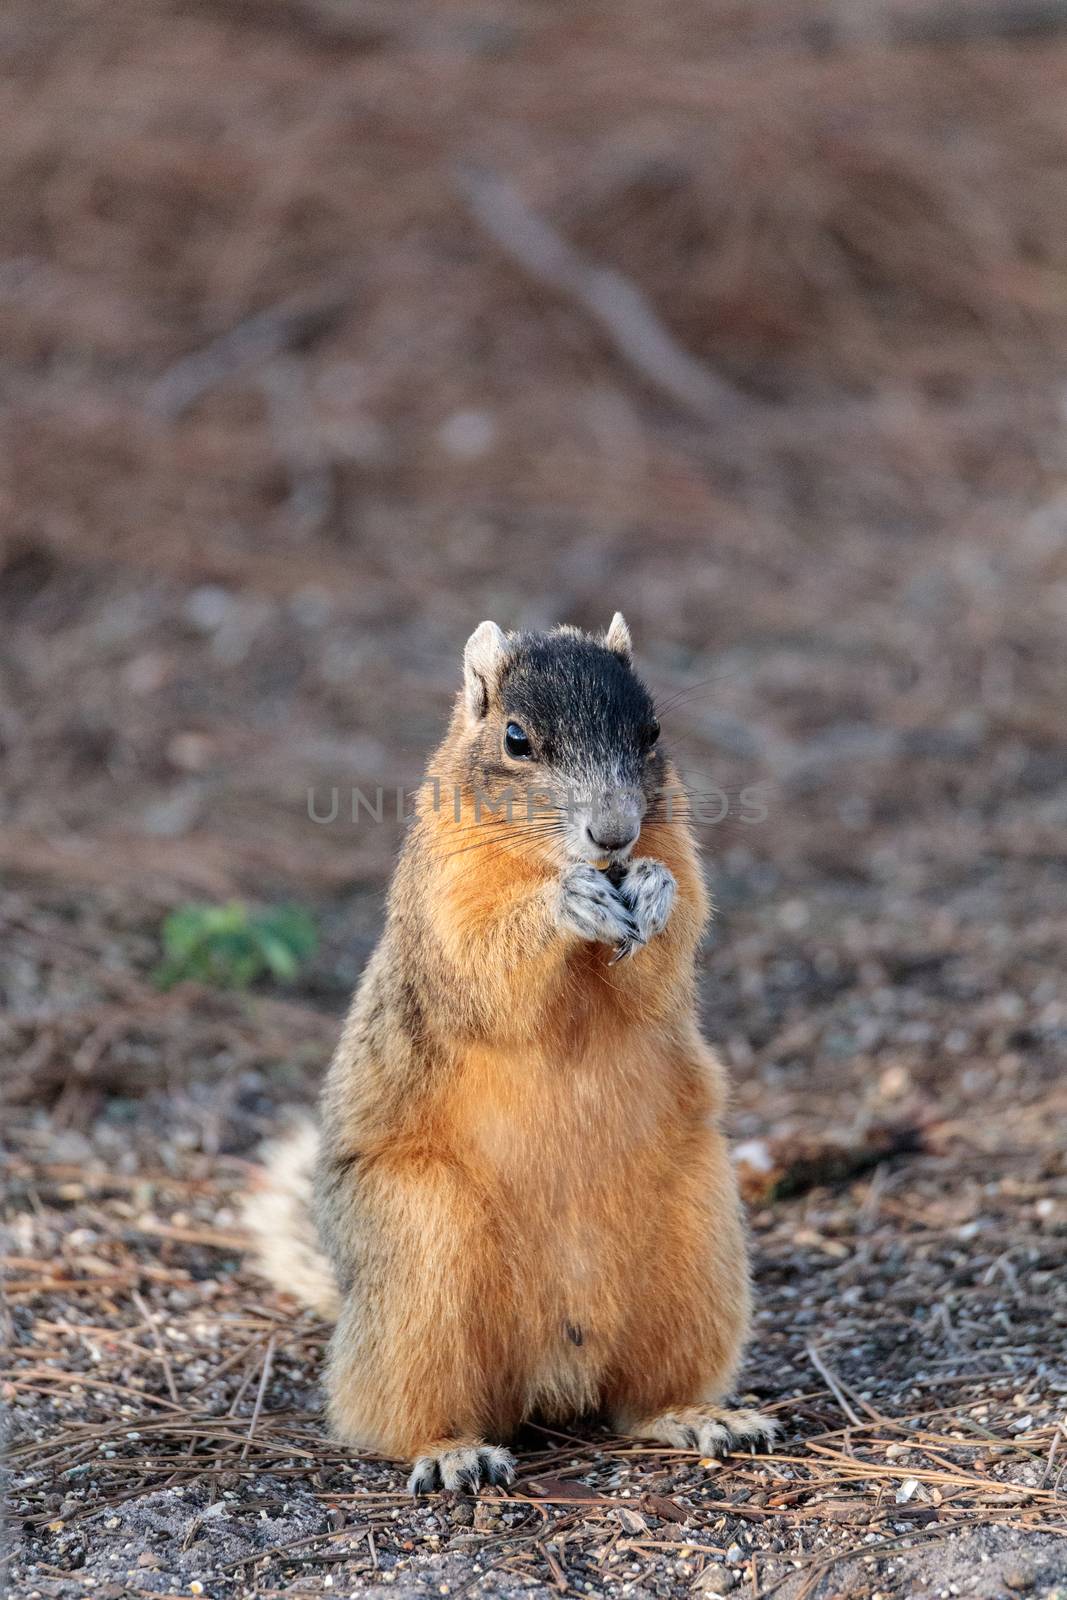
[453,615,668,868]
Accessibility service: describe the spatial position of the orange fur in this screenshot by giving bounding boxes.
[252,630,769,1484]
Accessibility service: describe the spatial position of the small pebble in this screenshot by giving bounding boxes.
[694,1565,735,1594]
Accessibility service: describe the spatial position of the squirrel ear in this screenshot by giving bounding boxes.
[463,620,506,719]
[604,611,632,661]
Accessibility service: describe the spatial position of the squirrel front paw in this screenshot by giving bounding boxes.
[612,858,677,961]
[557,863,640,949]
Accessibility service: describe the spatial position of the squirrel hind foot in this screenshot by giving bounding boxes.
[407,1441,516,1496]
[621,1404,778,1459]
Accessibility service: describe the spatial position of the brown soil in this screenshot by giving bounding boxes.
[2,3,1066,1597]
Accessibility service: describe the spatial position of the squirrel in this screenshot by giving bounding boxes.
[246,614,776,1492]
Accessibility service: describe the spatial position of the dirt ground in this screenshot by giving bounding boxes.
[2,2,1067,1597]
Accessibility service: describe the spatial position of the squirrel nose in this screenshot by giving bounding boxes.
[586,822,639,854]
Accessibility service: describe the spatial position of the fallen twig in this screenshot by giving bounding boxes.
[240,1333,277,1460]
[147,285,353,420]
[736,1119,928,1206]
[131,1289,180,1405]
[455,164,756,428]
[806,1343,890,1431]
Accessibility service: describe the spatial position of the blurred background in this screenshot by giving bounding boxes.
[3,2,1067,1587]
[4,0,1067,1151]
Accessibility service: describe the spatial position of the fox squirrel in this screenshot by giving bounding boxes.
[247,615,776,1491]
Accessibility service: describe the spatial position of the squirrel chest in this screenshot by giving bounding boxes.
[445,1037,667,1192]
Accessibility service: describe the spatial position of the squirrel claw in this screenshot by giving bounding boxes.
[407,1443,516,1496]
[609,936,644,964]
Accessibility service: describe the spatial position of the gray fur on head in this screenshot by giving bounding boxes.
[491,625,662,865]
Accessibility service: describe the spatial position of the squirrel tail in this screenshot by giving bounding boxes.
[242,1116,341,1320]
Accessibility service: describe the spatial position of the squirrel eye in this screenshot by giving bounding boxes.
[504,722,533,759]
[646,719,661,748]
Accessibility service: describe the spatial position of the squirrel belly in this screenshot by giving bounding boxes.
[246,619,771,1486]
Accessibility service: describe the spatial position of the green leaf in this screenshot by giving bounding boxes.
[152,901,318,991]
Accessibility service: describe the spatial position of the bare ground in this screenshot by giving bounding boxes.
[2,2,1067,1596]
